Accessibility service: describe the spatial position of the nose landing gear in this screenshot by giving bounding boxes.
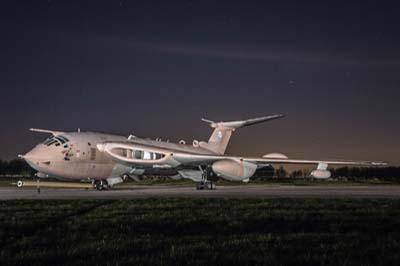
[93,180,109,191]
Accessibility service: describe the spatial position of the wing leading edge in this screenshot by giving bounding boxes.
[243,157,386,167]
[171,152,386,167]
[97,141,385,168]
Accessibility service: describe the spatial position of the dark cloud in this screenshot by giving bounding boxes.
[123,41,400,68]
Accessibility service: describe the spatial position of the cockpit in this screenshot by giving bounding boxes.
[42,135,70,147]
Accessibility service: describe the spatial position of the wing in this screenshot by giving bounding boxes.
[97,141,385,168]
[243,157,386,167]
[171,152,386,167]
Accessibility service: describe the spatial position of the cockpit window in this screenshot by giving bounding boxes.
[58,136,70,142]
[43,135,70,147]
[46,139,58,146]
[43,137,54,145]
[55,137,65,144]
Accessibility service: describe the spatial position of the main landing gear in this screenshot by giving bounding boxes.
[196,166,216,190]
[196,181,216,190]
[93,180,109,191]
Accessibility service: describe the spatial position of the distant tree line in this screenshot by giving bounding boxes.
[330,167,400,181]
[0,159,35,176]
[252,166,400,181]
[1,159,400,181]
[252,166,310,180]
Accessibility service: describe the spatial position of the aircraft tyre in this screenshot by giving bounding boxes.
[94,180,108,191]
[196,181,216,190]
[210,182,216,190]
[197,165,216,190]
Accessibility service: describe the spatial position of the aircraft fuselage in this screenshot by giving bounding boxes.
[23,131,211,181]
[24,132,128,180]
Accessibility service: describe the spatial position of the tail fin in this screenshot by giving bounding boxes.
[198,114,285,155]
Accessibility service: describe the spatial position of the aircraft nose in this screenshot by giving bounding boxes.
[21,145,51,167]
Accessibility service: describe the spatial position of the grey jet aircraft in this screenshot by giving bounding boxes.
[19,115,385,190]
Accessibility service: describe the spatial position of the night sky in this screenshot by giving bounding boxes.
[1,1,399,164]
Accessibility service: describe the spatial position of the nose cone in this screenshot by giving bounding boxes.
[22,145,52,169]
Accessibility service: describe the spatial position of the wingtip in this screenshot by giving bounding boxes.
[201,118,215,124]
[266,114,286,119]
[371,161,388,166]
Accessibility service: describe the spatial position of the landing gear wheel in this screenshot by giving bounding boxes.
[94,180,108,191]
[95,182,103,191]
[209,182,216,190]
[196,165,217,190]
[196,181,216,190]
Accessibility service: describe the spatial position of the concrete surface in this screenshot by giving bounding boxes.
[1,185,400,200]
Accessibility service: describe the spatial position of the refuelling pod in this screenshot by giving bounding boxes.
[310,163,331,179]
[211,159,257,182]
[262,153,288,159]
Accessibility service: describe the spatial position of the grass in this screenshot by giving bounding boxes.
[1,198,400,265]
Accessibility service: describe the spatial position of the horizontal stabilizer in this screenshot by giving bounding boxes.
[200,114,285,155]
[202,114,285,129]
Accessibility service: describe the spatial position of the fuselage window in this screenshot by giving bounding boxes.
[134,150,143,159]
[143,151,153,160]
[131,150,165,160]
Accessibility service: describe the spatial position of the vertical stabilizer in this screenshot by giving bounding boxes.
[198,114,285,155]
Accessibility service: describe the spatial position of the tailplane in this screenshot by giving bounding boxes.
[199,114,285,155]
